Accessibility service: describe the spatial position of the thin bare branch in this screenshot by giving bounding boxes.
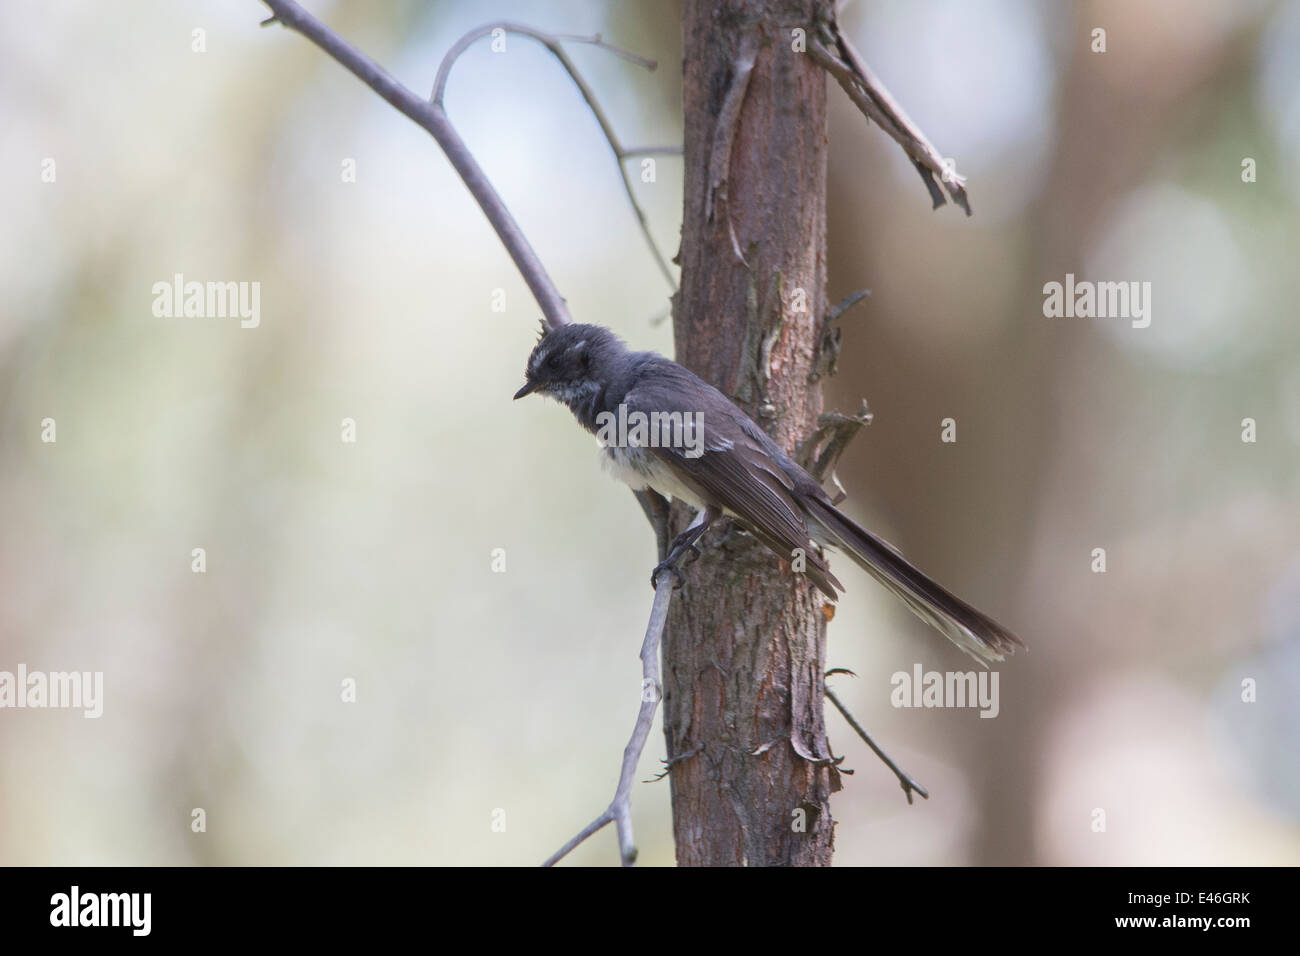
[259,0,574,328]
[543,564,677,866]
[824,677,929,805]
[621,145,684,158]
[809,13,971,215]
[432,22,678,291]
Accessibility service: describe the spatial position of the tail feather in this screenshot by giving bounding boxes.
[806,498,1023,665]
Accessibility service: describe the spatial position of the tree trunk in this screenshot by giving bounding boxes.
[664,0,838,866]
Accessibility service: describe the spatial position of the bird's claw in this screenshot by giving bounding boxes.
[650,561,687,591]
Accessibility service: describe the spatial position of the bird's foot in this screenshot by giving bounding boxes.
[650,560,687,591]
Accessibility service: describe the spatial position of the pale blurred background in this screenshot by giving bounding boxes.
[1,0,1297,866]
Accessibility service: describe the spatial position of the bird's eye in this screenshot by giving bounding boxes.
[547,354,560,369]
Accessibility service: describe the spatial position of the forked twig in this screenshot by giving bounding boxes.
[542,566,677,866]
[259,0,573,328]
[432,22,678,291]
[797,400,874,502]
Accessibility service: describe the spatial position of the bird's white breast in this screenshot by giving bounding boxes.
[599,445,705,508]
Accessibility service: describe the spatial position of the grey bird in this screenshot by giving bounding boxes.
[514,322,1023,664]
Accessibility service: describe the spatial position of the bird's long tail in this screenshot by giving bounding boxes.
[805,498,1024,665]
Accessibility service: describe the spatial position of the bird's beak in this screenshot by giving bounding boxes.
[513,379,539,400]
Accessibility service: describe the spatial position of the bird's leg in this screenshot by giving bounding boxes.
[650,506,719,589]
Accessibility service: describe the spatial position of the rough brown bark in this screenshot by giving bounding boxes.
[663,0,838,866]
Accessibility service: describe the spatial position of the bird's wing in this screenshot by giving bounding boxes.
[619,365,842,598]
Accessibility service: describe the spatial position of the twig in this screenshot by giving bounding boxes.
[824,675,928,805]
[648,744,703,782]
[827,287,872,326]
[807,287,871,385]
[432,22,678,292]
[621,146,683,158]
[809,12,971,216]
[259,0,574,328]
[797,400,874,494]
[542,565,677,866]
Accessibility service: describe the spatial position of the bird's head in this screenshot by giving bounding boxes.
[513,322,622,406]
